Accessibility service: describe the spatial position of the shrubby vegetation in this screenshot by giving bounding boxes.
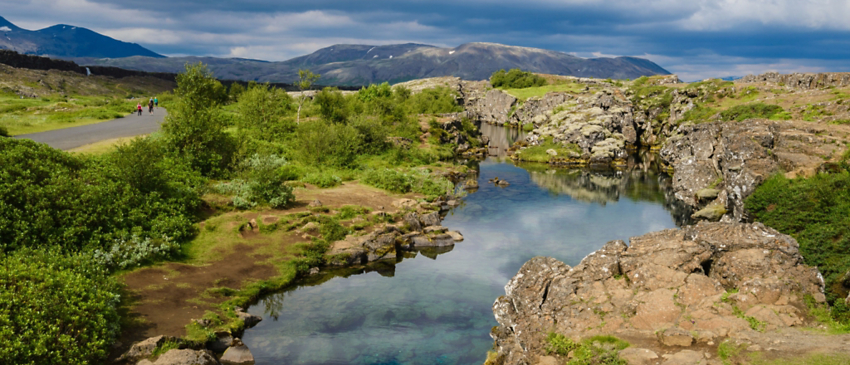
[718,103,787,122]
[0,62,468,364]
[0,249,121,365]
[0,137,202,252]
[491,68,547,89]
[746,169,850,326]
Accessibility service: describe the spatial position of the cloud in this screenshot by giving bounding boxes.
[2,0,850,77]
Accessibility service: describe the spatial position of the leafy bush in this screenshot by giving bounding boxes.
[362,168,454,197]
[215,154,295,209]
[405,87,463,114]
[719,103,785,122]
[92,235,179,270]
[237,84,295,141]
[491,69,547,89]
[314,87,350,123]
[0,249,121,365]
[302,171,343,188]
[0,125,9,137]
[746,172,850,324]
[163,63,236,177]
[0,138,200,252]
[295,120,362,168]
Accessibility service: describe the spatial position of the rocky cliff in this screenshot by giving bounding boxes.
[738,72,850,90]
[490,222,847,365]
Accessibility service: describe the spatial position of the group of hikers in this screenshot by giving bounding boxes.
[136,97,159,116]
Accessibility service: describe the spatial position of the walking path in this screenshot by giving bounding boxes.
[14,109,167,150]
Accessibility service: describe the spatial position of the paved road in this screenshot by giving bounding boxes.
[14,108,167,150]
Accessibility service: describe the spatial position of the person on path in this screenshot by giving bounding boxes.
[148,98,154,114]
[137,102,143,116]
[154,97,158,108]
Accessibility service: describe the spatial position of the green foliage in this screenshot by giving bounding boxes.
[228,82,245,102]
[491,69,547,89]
[680,105,718,124]
[718,339,746,365]
[295,119,362,168]
[718,103,785,122]
[545,333,578,356]
[405,87,463,114]
[522,123,535,132]
[514,138,581,163]
[0,138,201,252]
[237,84,295,142]
[302,170,343,188]
[545,334,630,365]
[362,168,454,197]
[0,125,9,137]
[802,103,832,122]
[314,87,350,124]
[215,154,295,209]
[163,63,236,177]
[151,339,181,357]
[0,249,121,365]
[746,172,850,326]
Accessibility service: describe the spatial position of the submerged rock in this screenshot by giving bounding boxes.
[219,339,254,365]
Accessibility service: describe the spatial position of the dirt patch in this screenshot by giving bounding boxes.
[114,182,420,357]
[117,245,276,342]
[292,181,420,213]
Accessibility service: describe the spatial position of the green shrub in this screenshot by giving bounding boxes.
[295,120,362,168]
[680,105,718,124]
[0,138,200,252]
[545,334,629,365]
[546,333,578,356]
[491,69,547,89]
[302,171,343,188]
[314,87,350,123]
[0,249,121,365]
[163,63,236,177]
[0,125,8,137]
[362,168,453,197]
[92,235,179,270]
[719,103,785,122]
[405,87,463,114]
[237,84,295,142]
[746,172,850,325]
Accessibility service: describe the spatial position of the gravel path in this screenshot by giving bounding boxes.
[14,108,167,150]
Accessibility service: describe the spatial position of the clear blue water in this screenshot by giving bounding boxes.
[243,127,686,365]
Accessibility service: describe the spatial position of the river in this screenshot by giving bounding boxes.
[241,124,688,365]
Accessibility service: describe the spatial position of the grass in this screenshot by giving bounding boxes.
[68,135,143,154]
[545,333,630,365]
[514,137,581,163]
[718,339,747,365]
[502,81,587,101]
[747,353,850,365]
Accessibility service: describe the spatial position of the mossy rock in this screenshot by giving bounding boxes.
[691,202,727,221]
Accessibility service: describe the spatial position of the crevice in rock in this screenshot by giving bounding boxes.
[699,259,713,276]
[539,279,552,309]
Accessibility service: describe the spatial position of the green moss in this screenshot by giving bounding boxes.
[719,103,786,122]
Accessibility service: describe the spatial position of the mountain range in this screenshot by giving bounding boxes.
[0,15,670,85]
[0,16,163,59]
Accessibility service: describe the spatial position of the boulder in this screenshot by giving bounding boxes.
[234,308,262,328]
[419,212,441,227]
[207,332,233,353]
[404,212,422,231]
[119,335,177,363]
[150,349,219,365]
[447,231,464,242]
[308,199,323,207]
[491,222,824,365]
[660,350,706,365]
[219,339,254,365]
[618,348,659,365]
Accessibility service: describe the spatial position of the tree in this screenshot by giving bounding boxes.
[237,84,295,141]
[162,63,235,177]
[228,82,245,103]
[296,69,320,123]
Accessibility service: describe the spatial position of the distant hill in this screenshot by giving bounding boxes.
[73,42,670,86]
[0,15,163,58]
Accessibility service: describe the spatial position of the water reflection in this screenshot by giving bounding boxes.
[242,126,685,365]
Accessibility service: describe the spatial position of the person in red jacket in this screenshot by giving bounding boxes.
[137,102,143,116]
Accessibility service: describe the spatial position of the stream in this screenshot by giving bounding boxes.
[242,124,689,365]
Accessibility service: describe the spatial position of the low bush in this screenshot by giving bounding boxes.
[361,168,454,197]
[719,103,785,121]
[0,249,121,365]
[491,69,547,89]
[746,172,850,325]
[544,334,629,365]
[0,138,201,252]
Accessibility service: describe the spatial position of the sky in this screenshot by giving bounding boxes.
[3,0,850,80]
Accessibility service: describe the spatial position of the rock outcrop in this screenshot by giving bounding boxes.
[491,222,827,365]
[660,120,846,222]
[137,349,219,365]
[327,200,464,266]
[738,72,850,90]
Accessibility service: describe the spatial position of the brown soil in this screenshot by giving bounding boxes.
[113,182,418,358]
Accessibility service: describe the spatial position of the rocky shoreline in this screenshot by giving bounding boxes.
[490,222,849,365]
